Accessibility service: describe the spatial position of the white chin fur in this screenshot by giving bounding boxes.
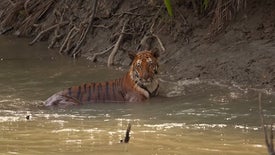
[135,78,159,98]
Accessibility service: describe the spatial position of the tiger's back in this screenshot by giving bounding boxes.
[45,79,126,106]
[44,49,160,107]
[63,80,124,103]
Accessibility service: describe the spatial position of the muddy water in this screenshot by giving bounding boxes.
[0,36,274,155]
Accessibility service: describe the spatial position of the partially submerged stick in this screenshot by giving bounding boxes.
[121,123,131,143]
[258,93,275,155]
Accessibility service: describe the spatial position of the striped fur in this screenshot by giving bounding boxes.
[44,50,159,107]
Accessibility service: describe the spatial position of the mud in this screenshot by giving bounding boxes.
[84,0,275,90]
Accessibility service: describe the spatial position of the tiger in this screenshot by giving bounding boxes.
[44,49,160,107]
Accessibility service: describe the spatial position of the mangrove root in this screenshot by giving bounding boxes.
[107,19,128,67]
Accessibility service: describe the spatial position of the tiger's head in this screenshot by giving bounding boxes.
[128,49,159,95]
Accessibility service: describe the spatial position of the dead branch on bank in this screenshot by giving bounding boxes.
[48,8,66,49]
[89,45,114,62]
[152,34,165,52]
[7,0,15,6]
[71,0,98,58]
[1,0,165,61]
[19,0,56,36]
[29,21,68,45]
[208,0,246,37]
[258,93,275,155]
[137,6,165,52]
[59,26,78,53]
[0,1,24,30]
[107,19,128,67]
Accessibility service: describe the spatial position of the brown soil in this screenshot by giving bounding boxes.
[0,0,274,90]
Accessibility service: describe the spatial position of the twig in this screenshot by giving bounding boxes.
[152,34,165,52]
[176,8,188,25]
[93,23,114,29]
[29,21,69,45]
[258,93,275,155]
[113,6,140,17]
[24,0,31,16]
[150,5,163,34]
[59,26,78,53]
[48,8,65,49]
[89,45,114,62]
[259,93,269,148]
[136,34,152,51]
[71,0,98,58]
[107,19,128,67]
[0,27,13,35]
[124,123,131,143]
[120,123,131,143]
[7,0,15,6]
[136,6,165,52]
[63,30,78,54]
[48,31,63,49]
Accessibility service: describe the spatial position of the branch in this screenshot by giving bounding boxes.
[7,0,15,6]
[89,45,114,62]
[107,19,128,67]
[152,34,165,52]
[29,21,69,45]
[59,26,78,53]
[259,93,269,148]
[24,0,31,16]
[120,123,131,143]
[124,123,131,143]
[259,93,275,155]
[136,6,165,52]
[71,0,98,58]
[63,30,78,54]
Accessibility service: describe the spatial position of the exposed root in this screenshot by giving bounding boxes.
[23,0,30,16]
[29,21,68,45]
[63,30,78,54]
[90,45,114,62]
[136,34,153,51]
[59,26,79,53]
[1,1,24,30]
[19,0,56,36]
[107,19,128,67]
[152,34,165,52]
[0,0,249,63]
[48,29,63,49]
[136,6,165,52]
[7,0,15,6]
[208,0,246,37]
[71,0,98,58]
[1,1,166,61]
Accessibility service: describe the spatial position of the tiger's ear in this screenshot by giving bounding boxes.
[151,48,159,58]
[128,51,136,61]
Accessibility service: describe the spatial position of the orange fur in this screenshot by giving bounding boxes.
[44,50,159,107]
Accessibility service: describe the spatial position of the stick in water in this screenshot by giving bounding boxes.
[121,123,131,143]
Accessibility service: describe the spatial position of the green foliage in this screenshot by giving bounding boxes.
[164,0,173,17]
[202,0,209,10]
